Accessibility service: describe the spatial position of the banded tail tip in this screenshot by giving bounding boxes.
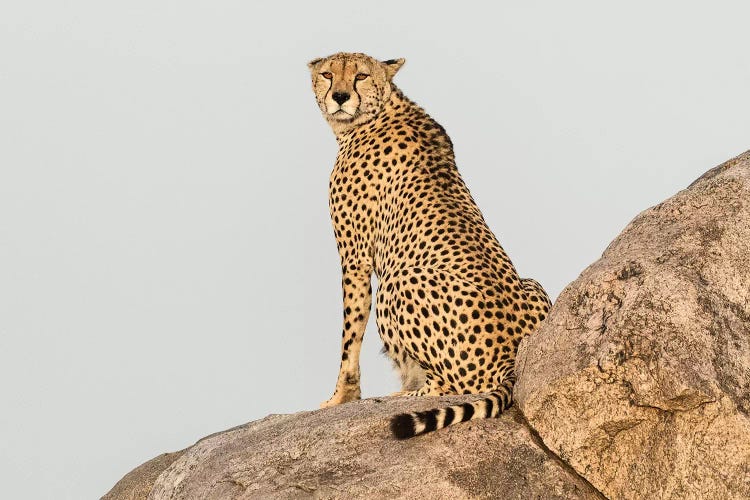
[390,413,416,439]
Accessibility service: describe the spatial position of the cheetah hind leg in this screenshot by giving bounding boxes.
[390,377,515,439]
[380,338,427,395]
[390,375,448,398]
[387,354,427,395]
[520,278,552,314]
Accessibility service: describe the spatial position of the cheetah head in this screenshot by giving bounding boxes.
[308,52,404,135]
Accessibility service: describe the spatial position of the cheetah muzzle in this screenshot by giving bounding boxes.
[308,52,551,438]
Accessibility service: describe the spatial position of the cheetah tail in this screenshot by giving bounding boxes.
[389,379,514,439]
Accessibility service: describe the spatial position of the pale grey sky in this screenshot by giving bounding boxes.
[1,1,748,498]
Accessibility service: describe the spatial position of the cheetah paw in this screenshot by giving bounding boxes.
[319,390,361,408]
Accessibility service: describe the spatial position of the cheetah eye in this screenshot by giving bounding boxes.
[321,71,333,80]
[355,73,369,81]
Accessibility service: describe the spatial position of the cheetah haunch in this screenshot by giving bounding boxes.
[308,52,550,439]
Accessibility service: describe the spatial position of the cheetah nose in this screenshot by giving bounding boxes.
[332,92,350,105]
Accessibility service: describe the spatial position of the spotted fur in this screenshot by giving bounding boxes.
[309,52,551,438]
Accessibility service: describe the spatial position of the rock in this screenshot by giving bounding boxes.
[106,398,602,499]
[515,151,750,499]
[103,451,186,500]
[106,151,750,499]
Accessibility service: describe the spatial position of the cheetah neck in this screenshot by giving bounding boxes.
[334,85,420,143]
[333,84,458,191]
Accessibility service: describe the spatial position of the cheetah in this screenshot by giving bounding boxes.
[308,52,551,439]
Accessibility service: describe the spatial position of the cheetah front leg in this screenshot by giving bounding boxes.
[320,265,372,408]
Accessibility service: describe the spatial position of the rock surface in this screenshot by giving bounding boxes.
[104,397,602,499]
[515,151,750,499]
[103,451,186,500]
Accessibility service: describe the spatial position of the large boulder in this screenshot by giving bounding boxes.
[515,151,750,499]
[104,397,602,499]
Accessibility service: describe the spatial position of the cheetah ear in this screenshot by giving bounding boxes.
[308,57,323,70]
[382,58,405,78]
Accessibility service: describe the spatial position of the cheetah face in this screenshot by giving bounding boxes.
[308,52,404,135]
